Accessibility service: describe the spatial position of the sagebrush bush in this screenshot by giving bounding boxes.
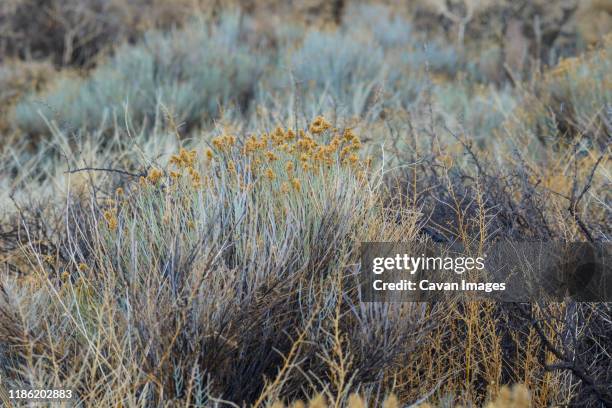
[13,12,267,136]
[430,80,517,140]
[272,8,458,119]
[0,59,56,133]
[0,118,428,405]
[288,30,385,118]
[507,36,611,147]
[12,5,463,136]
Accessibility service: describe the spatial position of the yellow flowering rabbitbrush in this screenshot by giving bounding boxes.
[102,117,371,232]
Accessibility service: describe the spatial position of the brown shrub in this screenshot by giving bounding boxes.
[0,59,57,133]
[0,0,208,67]
[575,0,612,44]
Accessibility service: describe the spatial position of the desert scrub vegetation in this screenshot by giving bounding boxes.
[1,113,610,406]
[13,12,268,136]
[506,35,612,147]
[0,119,429,405]
[0,59,57,134]
[1,1,611,407]
[0,0,215,67]
[11,5,462,137]
[262,384,531,408]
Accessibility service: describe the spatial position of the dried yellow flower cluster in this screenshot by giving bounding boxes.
[201,117,370,194]
[203,116,370,192]
[212,134,237,151]
[265,168,276,181]
[103,209,118,231]
[170,147,197,168]
[187,166,201,187]
[309,115,332,134]
[140,168,163,185]
[147,168,163,184]
[113,116,365,206]
[99,118,371,245]
[241,118,366,172]
[167,148,203,187]
[290,178,301,191]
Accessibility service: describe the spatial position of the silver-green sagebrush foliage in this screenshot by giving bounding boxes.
[14,13,267,135]
[13,8,462,135]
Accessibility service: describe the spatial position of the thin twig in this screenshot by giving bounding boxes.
[64,166,146,178]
